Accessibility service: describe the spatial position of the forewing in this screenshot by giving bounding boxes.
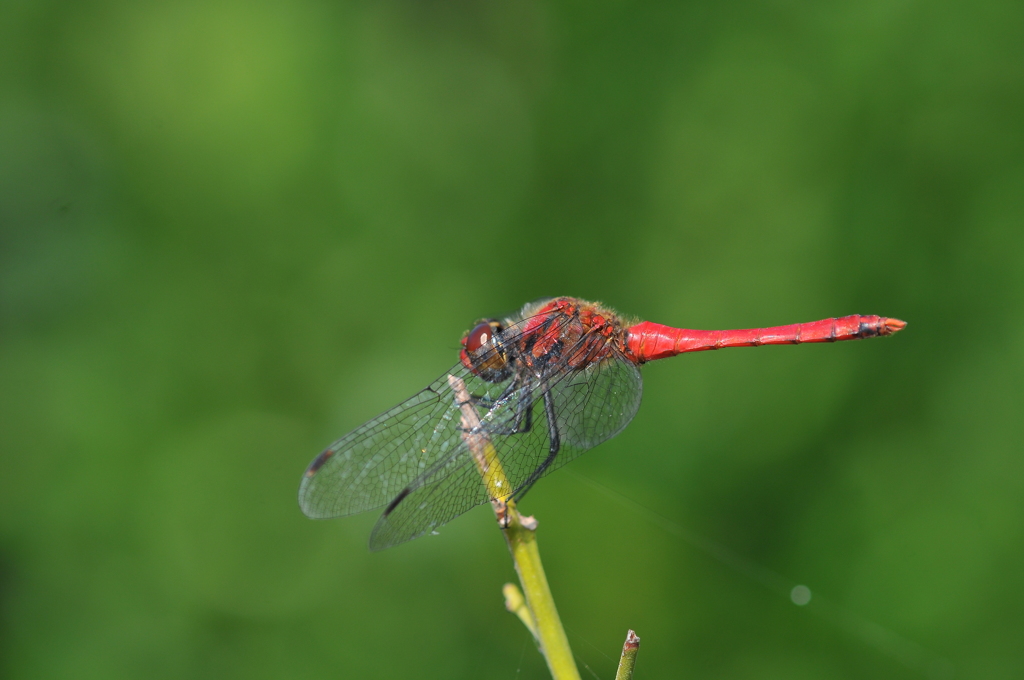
[366,376,554,549]
[379,347,644,542]
[298,363,515,519]
[298,307,568,521]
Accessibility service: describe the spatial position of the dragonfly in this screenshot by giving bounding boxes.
[299,297,905,550]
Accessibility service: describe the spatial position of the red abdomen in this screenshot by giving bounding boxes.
[627,315,906,362]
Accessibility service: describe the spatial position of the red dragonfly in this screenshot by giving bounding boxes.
[299,297,905,550]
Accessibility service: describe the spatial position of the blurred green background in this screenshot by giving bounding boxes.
[2,1,1022,678]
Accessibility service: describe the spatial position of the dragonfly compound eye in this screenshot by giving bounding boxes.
[460,320,511,382]
[463,320,501,353]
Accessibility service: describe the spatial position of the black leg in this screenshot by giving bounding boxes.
[472,382,535,437]
[512,388,561,500]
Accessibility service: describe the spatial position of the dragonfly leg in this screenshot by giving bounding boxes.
[473,384,535,437]
[512,389,561,501]
[509,390,533,434]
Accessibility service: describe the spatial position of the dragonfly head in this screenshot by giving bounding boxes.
[460,319,512,382]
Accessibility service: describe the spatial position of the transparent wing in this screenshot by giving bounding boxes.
[498,347,643,485]
[368,348,643,550]
[297,363,515,519]
[368,451,492,550]
[367,381,548,550]
[549,349,643,452]
[298,309,578,520]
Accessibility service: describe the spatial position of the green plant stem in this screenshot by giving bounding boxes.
[503,583,538,640]
[448,375,581,680]
[501,501,580,680]
[614,629,640,680]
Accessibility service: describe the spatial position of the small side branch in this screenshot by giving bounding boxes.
[503,583,538,640]
[614,630,640,680]
[448,375,581,680]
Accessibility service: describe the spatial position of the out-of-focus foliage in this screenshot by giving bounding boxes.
[2,1,1022,678]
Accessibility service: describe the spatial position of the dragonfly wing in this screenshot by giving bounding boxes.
[298,363,515,519]
[549,350,643,452]
[421,347,644,506]
[367,451,489,550]
[300,308,632,548]
[367,375,561,549]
